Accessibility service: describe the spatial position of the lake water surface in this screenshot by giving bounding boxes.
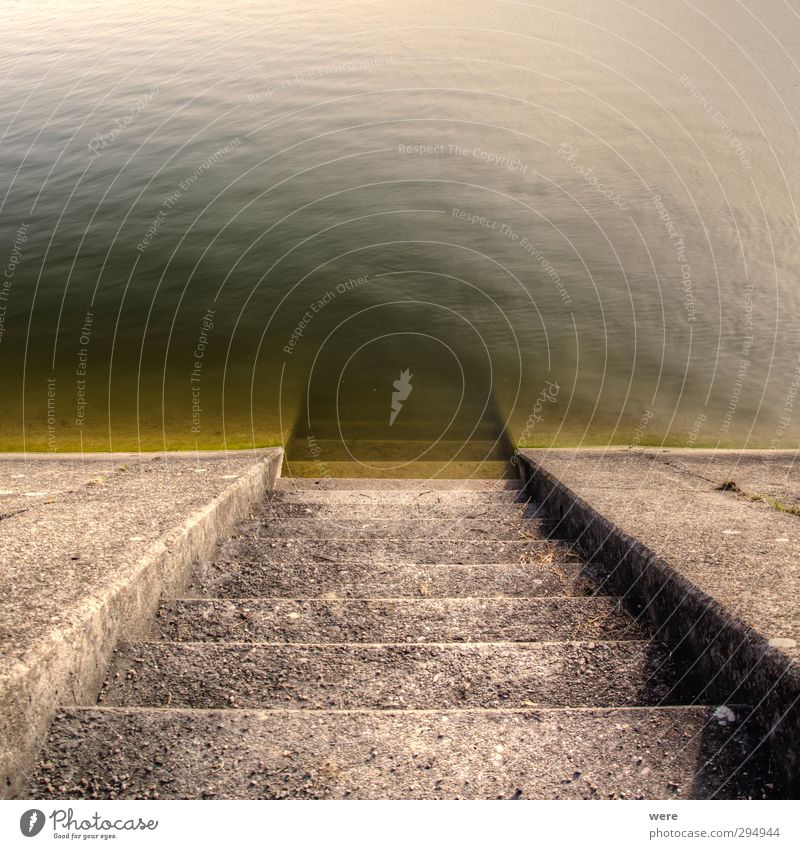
[1,0,799,473]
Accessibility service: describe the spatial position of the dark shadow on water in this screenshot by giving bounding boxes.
[284,361,517,478]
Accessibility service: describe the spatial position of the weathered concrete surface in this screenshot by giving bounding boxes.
[154,597,641,643]
[220,536,572,565]
[188,559,589,599]
[267,488,524,509]
[0,457,117,519]
[31,707,766,800]
[236,516,549,540]
[261,497,527,521]
[517,448,800,791]
[100,641,672,709]
[25,471,785,800]
[276,477,522,491]
[0,449,282,798]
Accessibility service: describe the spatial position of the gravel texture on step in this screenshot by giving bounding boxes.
[215,537,573,565]
[275,479,523,491]
[30,706,775,800]
[154,597,641,643]
[239,517,549,541]
[186,560,590,599]
[263,490,529,515]
[100,641,678,709]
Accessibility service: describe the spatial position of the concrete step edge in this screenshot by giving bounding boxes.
[54,704,719,715]
[270,490,527,495]
[256,508,545,525]
[172,595,607,603]
[208,561,580,567]
[275,480,523,490]
[118,639,651,648]
[238,537,556,542]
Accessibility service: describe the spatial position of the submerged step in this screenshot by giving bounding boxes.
[290,419,509,440]
[237,517,550,541]
[101,641,675,709]
[187,560,589,599]
[290,418,509,440]
[216,536,573,565]
[276,475,522,490]
[31,706,770,799]
[282,462,517,480]
[285,439,511,462]
[154,597,641,643]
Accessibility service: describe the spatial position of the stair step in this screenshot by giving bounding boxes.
[216,537,573,565]
[282,461,516,479]
[285,439,510,462]
[264,490,528,517]
[238,517,549,541]
[32,706,765,799]
[154,598,640,643]
[187,560,589,598]
[292,419,509,441]
[275,479,523,492]
[101,641,674,709]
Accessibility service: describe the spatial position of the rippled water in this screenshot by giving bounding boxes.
[1,0,798,472]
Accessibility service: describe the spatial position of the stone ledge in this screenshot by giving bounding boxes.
[0,449,282,798]
[518,448,800,793]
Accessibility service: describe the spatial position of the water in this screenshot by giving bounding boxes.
[1,0,798,473]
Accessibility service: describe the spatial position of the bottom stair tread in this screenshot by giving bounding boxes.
[31,707,771,800]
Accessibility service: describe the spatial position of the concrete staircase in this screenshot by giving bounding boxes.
[30,479,773,799]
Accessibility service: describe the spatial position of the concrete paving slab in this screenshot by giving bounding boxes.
[520,447,800,501]
[0,449,282,798]
[0,458,119,518]
[649,450,800,505]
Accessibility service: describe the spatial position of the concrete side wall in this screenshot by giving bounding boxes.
[1,450,282,798]
[518,454,800,794]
